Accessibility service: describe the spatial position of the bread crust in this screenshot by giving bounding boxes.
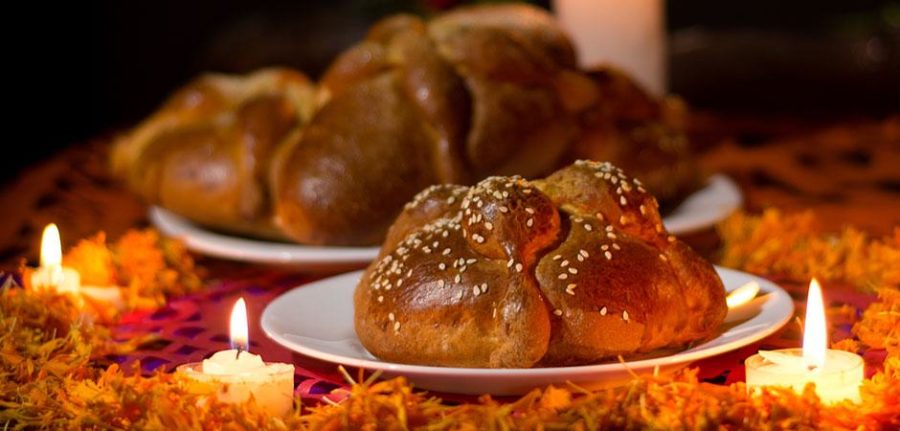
[355,161,726,367]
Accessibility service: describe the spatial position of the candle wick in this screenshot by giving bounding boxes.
[235,347,242,360]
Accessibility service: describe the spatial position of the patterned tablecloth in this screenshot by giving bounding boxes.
[1,113,897,403]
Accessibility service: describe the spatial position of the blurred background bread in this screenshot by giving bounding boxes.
[354,160,726,368]
[112,3,700,246]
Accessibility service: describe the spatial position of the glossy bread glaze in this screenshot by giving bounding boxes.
[355,161,726,368]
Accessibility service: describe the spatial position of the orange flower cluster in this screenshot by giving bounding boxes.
[718,209,900,292]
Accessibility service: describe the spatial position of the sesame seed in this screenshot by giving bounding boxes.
[639,205,647,215]
[566,284,576,295]
[620,196,627,206]
[442,231,449,238]
[577,255,584,262]
[397,279,403,286]
[584,224,593,231]
[659,254,668,262]
[394,321,401,331]
[568,267,578,274]
[475,235,485,244]
[553,255,562,260]
[601,244,609,250]
[460,265,467,273]
[596,213,605,221]
[607,233,617,239]
[388,312,395,321]
[605,251,613,260]
[473,286,480,296]
[377,295,384,303]
[611,177,619,184]
[492,308,498,318]
[523,189,532,194]
[554,309,563,316]
[467,258,477,265]
[442,248,451,255]
[485,222,493,231]
[407,269,413,277]
[481,283,488,293]
[558,273,568,280]
[477,200,483,208]
[456,291,463,301]
[616,187,622,195]
[623,311,630,321]
[447,196,456,205]
[561,260,569,267]
[619,215,627,225]
[499,206,509,213]
[433,241,439,248]
[600,306,607,315]
[507,258,514,268]
[668,235,676,243]
[515,263,524,272]
[525,207,535,214]
[438,280,445,288]
[580,249,589,258]
[613,243,621,250]
[423,247,431,253]
[455,274,461,283]
[439,263,446,270]
[606,225,614,232]
[526,218,534,227]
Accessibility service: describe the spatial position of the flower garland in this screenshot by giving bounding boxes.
[1,213,898,430]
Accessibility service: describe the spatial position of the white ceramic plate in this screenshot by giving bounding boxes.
[662,174,742,234]
[261,266,792,395]
[149,207,380,270]
[151,175,740,267]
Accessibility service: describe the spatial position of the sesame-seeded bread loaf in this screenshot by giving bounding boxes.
[112,4,699,246]
[354,160,726,368]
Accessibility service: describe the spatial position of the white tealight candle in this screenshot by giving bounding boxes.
[30,224,124,310]
[745,279,864,404]
[178,298,295,416]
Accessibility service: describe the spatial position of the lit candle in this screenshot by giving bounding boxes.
[553,0,666,95]
[178,298,295,416]
[745,279,864,404]
[30,223,124,309]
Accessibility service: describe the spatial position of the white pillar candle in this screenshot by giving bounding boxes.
[178,298,295,416]
[745,279,864,404]
[553,0,666,95]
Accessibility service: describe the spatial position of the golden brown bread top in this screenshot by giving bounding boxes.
[113,4,701,246]
[111,68,316,239]
[355,160,726,368]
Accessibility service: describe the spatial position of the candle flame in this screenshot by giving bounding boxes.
[38,223,65,289]
[40,223,63,268]
[230,298,249,351]
[802,278,827,369]
[726,281,760,308]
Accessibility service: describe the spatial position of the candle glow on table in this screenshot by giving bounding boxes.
[745,279,863,404]
[30,223,124,309]
[177,298,295,416]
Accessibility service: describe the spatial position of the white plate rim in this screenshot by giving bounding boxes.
[260,266,793,378]
[662,174,742,234]
[151,174,740,265]
[149,207,380,265]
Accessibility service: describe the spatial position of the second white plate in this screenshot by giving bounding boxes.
[261,266,791,395]
[151,175,741,268]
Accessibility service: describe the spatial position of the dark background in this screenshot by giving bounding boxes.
[6,0,899,184]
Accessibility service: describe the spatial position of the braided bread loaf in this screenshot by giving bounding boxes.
[113,4,698,246]
[355,161,725,368]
